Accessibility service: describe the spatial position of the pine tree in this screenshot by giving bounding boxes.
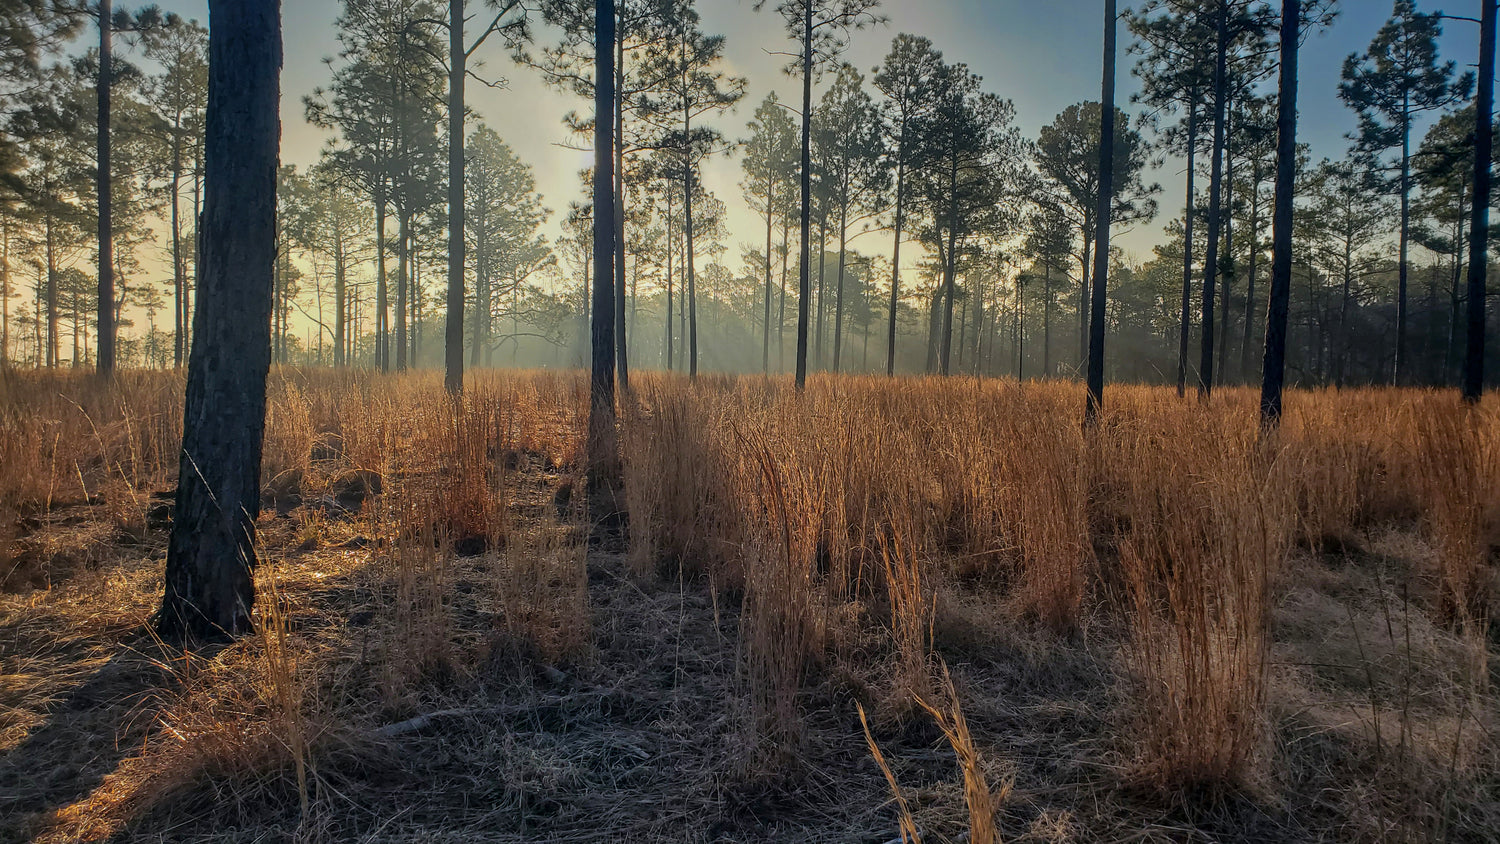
[1340,0,1472,384]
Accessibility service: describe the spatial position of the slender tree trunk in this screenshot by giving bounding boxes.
[1178,93,1199,398]
[396,209,408,370]
[444,0,465,393]
[46,211,56,368]
[1260,0,1298,427]
[886,151,905,376]
[939,167,959,376]
[1240,156,1262,378]
[1396,97,1411,384]
[664,188,673,370]
[334,228,346,366]
[794,0,812,388]
[159,0,280,641]
[615,22,628,390]
[96,0,115,375]
[1198,0,1228,399]
[815,212,827,365]
[686,167,697,378]
[833,202,847,372]
[1464,0,1495,402]
[171,134,185,366]
[1016,275,1024,379]
[1079,214,1091,369]
[1043,257,1052,377]
[375,195,389,370]
[1218,109,1234,382]
[1085,0,1116,425]
[763,171,774,373]
[779,210,789,371]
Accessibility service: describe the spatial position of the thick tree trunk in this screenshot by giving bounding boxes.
[1198,0,1228,399]
[664,188,673,370]
[1085,0,1116,425]
[97,0,115,375]
[1260,0,1298,427]
[159,0,279,641]
[1464,0,1495,402]
[444,0,465,393]
[686,166,697,379]
[589,0,619,496]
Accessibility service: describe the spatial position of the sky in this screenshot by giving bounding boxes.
[127,0,1486,289]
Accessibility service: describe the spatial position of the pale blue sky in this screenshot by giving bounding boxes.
[133,0,1487,269]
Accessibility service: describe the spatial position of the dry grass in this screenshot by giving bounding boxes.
[1,369,1497,842]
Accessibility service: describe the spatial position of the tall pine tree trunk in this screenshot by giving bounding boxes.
[159,0,280,641]
[1464,0,1495,402]
[1085,0,1116,425]
[1177,93,1199,398]
[444,0,466,393]
[589,0,619,497]
[96,0,115,375]
[1198,0,1228,399]
[1260,0,1298,427]
[793,0,812,388]
[886,152,905,376]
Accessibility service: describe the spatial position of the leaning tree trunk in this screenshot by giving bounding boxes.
[1463,0,1495,403]
[444,0,465,393]
[1260,0,1298,427]
[96,0,115,375]
[159,0,280,641]
[1084,0,1116,426]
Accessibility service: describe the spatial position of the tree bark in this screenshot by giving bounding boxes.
[886,146,905,376]
[1198,0,1228,399]
[589,0,619,497]
[96,0,115,374]
[444,0,465,393]
[1085,0,1116,425]
[1260,0,1298,427]
[159,0,280,641]
[1464,0,1495,402]
[793,0,812,389]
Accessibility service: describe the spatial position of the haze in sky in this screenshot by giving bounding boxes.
[134,0,1482,275]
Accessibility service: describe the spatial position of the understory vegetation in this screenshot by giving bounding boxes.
[1,367,1496,842]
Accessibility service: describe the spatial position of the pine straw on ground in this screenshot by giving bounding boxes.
[1,370,1497,843]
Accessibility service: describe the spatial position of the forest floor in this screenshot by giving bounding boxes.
[0,371,1497,842]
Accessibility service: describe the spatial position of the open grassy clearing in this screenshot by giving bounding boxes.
[0,368,1496,842]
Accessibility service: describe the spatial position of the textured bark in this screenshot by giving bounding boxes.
[96,0,115,374]
[1260,0,1298,427]
[1464,0,1495,402]
[588,0,620,497]
[159,0,280,641]
[1085,0,1116,425]
[444,0,465,393]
